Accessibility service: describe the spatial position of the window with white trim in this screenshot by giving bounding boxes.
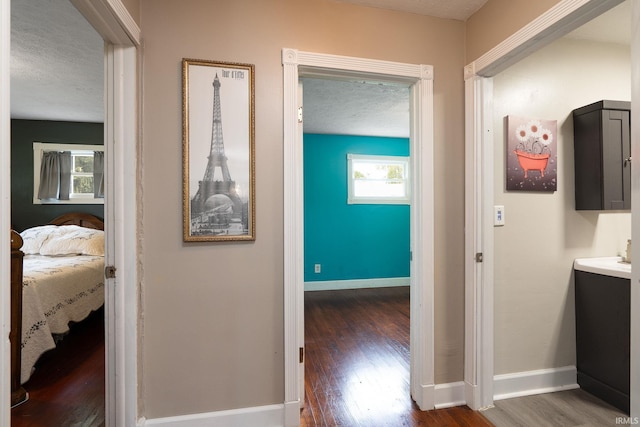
[347,153,410,205]
[33,142,104,205]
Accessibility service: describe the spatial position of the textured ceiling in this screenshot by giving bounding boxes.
[11,0,103,123]
[302,78,410,138]
[10,0,631,135]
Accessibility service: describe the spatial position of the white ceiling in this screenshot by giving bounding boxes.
[11,0,103,123]
[10,0,631,135]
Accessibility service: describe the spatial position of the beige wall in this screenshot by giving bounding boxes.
[492,37,630,375]
[140,0,465,418]
[465,0,562,64]
[120,0,140,25]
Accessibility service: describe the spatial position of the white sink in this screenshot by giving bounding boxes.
[574,256,631,280]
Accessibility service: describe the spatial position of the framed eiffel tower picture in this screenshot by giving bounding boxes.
[182,58,255,241]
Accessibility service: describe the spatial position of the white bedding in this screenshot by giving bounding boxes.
[20,254,104,383]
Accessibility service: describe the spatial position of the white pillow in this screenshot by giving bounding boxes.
[39,226,105,256]
[19,225,60,255]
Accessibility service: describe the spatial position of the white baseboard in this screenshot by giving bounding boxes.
[435,381,466,409]
[411,381,467,410]
[304,277,409,292]
[140,367,577,426]
[412,383,435,410]
[283,400,300,427]
[464,381,480,410]
[142,404,285,427]
[493,365,578,401]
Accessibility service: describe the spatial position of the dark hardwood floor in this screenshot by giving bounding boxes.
[11,308,105,427]
[10,289,491,426]
[301,287,492,427]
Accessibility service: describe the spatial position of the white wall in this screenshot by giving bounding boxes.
[493,37,631,375]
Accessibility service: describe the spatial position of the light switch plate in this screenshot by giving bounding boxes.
[494,205,505,226]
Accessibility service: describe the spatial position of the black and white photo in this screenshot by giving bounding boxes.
[182,58,255,241]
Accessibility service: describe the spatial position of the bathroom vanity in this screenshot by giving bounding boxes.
[573,257,630,413]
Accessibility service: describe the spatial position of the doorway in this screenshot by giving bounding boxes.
[463,0,637,415]
[300,76,412,422]
[1,1,140,426]
[282,48,435,425]
[10,2,105,421]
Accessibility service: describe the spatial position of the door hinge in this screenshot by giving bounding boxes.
[297,107,303,123]
[105,265,117,279]
[299,347,304,363]
[475,252,483,263]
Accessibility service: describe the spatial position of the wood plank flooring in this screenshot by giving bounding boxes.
[11,308,105,427]
[482,388,627,427]
[301,287,492,427]
[10,286,625,426]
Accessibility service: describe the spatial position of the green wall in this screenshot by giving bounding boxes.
[304,133,410,283]
[11,120,104,231]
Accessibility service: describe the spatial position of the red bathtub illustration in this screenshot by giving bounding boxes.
[514,149,550,178]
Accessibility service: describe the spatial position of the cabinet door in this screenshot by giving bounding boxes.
[602,109,631,210]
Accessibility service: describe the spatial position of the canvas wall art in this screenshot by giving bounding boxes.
[506,116,557,192]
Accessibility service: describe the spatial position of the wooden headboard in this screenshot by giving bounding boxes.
[49,212,104,230]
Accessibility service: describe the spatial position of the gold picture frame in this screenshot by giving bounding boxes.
[182,58,255,241]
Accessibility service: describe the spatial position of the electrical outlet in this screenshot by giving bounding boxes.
[494,205,505,226]
[314,264,321,273]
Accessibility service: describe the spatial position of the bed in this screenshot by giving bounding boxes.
[10,212,105,406]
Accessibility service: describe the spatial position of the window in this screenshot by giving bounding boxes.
[347,153,410,204]
[33,142,104,205]
[71,151,96,198]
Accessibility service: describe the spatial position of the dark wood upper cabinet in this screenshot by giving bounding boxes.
[573,100,631,210]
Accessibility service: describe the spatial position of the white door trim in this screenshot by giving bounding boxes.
[102,42,140,427]
[76,1,141,425]
[282,48,434,426]
[1,0,12,425]
[463,74,494,410]
[463,0,629,412]
[630,1,640,418]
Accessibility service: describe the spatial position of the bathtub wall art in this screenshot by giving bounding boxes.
[506,115,557,192]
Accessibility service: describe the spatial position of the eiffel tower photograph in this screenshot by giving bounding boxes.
[182,59,255,242]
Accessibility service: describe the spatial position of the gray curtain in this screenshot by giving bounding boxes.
[93,151,104,198]
[37,151,71,200]
[59,151,71,200]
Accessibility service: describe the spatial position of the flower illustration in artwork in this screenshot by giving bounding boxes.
[513,118,554,179]
[539,128,553,146]
[515,119,552,155]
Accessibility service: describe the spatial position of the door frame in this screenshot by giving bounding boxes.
[1,1,12,422]
[1,1,141,426]
[282,48,435,426]
[463,0,632,412]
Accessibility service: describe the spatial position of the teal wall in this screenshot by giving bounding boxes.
[304,134,410,282]
[11,120,104,231]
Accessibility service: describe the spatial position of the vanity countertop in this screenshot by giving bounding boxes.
[574,256,631,280]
